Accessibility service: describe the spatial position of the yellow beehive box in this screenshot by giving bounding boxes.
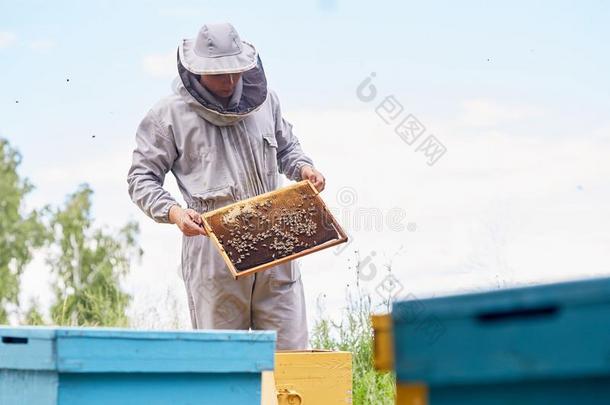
[371,314,394,371]
[273,350,352,405]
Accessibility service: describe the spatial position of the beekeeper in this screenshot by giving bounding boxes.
[127,23,324,349]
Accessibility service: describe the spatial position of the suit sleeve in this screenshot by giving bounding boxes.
[127,109,179,223]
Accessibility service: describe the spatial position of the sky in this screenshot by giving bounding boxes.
[1,0,610,329]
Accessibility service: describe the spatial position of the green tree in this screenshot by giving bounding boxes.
[48,184,142,327]
[0,138,48,324]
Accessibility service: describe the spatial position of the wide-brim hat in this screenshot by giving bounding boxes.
[179,22,257,75]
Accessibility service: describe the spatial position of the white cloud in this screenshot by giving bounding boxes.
[0,31,17,48]
[287,107,610,313]
[16,107,610,328]
[142,50,176,78]
[591,123,610,141]
[29,39,56,52]
[458,98,541,127]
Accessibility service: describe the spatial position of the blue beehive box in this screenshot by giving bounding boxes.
[393,277,610,404]
[0,327,275,405]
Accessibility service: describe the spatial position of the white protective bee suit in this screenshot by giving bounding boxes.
[127,23,313,349]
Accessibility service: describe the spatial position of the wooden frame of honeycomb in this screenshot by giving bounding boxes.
[201,180,348,279]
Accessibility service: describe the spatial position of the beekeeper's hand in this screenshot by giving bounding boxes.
[301,165,325,192]
[169,205,208,236]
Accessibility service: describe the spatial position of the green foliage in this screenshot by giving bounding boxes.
[47,184,142,327]
[0,139,48,323]
[23,299,45,326]
[310,291,395,405]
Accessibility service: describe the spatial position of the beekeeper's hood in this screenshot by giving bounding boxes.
[174,22,268,126]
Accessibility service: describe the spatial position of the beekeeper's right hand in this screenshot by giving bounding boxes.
[169,205,208,237]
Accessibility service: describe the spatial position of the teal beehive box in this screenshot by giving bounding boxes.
[392,277,610,404]
[0,327,275,405]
